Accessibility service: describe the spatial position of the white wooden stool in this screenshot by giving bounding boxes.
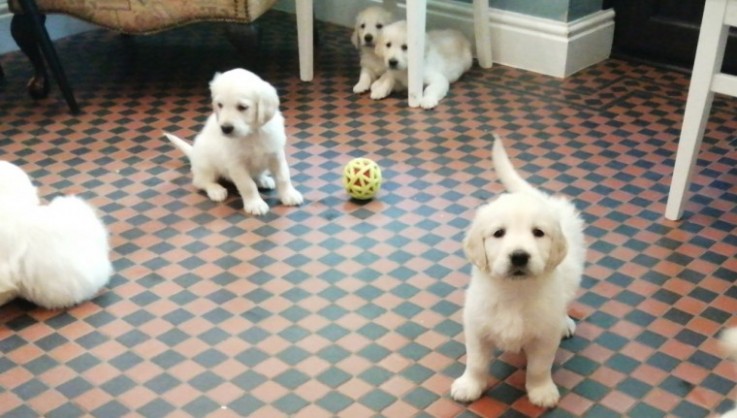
[665,0,737,220]
[296,0,315,81]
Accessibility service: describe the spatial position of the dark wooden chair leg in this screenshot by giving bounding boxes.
[225,22,262,70]
[11,12,50,100]
[13,0,80,113]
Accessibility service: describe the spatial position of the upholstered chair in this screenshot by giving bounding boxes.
[9,0,313,113]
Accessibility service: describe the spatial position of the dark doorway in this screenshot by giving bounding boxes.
[604,0,737,73]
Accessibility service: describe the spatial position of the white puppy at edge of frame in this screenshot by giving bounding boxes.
[352,6,394,94]
[370,20,473,109]
[719,328,737,418]
[0,161,113,309]
[450,134,587,408]
[164,68,303,216]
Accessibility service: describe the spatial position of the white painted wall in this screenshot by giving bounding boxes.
[275,0,614,77]
[0,4,96,55]
[0,0,614,78]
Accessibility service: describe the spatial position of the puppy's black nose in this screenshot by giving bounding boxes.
[388,58,398,68]
[364,34,373,43]
[510,250,530,267]
[221,125,234,135]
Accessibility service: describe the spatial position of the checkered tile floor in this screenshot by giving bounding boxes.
[1,10,737,418]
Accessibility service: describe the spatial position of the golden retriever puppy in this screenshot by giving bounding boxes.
[165,68,303,216]
[719,328,737,418]
[0,161,113,309]
[352,6,394,94]
[451,135,586,408]
[370,20,472,109]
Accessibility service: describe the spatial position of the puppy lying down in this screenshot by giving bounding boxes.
[165,68,303,216]
[451,135,586,408]
[0,161,113,309]
[371,20,472,109]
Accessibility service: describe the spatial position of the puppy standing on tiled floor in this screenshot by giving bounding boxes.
[352,6,394,94]
[370,20,472,109]
[0,161,113,309]
[165,68,303,216]
[451,135,587,408]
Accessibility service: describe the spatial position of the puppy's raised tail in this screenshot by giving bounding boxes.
[491,134,535,194]
[721,327,737,362]
[164,133,193,160]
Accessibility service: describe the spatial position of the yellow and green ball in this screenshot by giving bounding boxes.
[343,158,382,200]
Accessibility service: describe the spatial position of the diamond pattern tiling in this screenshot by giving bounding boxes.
[1,8,737,418]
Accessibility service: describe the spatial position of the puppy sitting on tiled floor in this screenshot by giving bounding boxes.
[351,5,395,94]
[165,68,303,216]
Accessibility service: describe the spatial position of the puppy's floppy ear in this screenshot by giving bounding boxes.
[209,71,223,90]
[463,208,491,273]
[352,28,360,49]
[254,81,280,127]
[545,222,568,272]
[209,72,223,112]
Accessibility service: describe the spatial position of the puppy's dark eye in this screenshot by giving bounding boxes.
[217,103,223,109]
[376,23,383,29]
[401,44,407,51]
[532,228,545,238]
[237,105,248,112]
[493,229,505,238]
[360,23,365,29]
[386,42,392,48]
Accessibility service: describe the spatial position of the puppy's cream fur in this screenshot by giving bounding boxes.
[352,6,393,94]
[371,20,472,109]
[0,161,113,309]
[719,328,737,418]
[165,68,303,216]
[451,136,586,408]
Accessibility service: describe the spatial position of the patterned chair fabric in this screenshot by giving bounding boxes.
[9,0,279,34]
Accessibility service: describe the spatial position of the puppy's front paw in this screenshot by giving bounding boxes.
[353,80,371,94]
[370,81,391,100]
[243,198,269,216]
[420,95,440,109]
[280,187,304,207]
[450,375,486,403]
[206,184,228,202]
[527,381,560,408]
[563,316,576,339]
[257,173,275,190]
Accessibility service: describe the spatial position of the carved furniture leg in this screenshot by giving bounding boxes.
[12,0,80,113]
[11,12,49,100]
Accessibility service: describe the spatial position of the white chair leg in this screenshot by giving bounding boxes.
[473,0,492,68]
[406,0,427,108]
[665,0,730,220]
[296,0,314,82]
